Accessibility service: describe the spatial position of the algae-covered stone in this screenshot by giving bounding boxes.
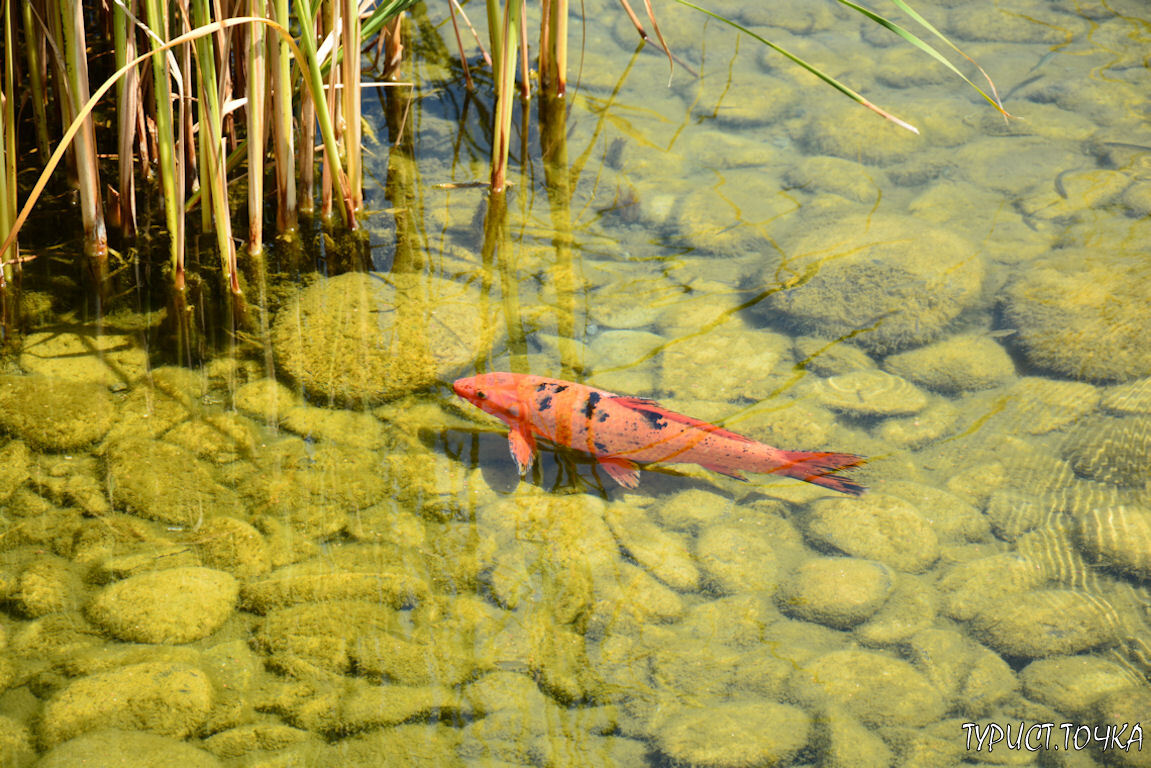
[876,398,959,449]
[812,369,929,417]
[817,708,893,768]
[1092,688,1151,768]
[785,155,879,204]
[0,439,30,503]
[853,574,937,647]
[1061,415,1151,488]
[938,553,1046,622]
[765,216,983,353]
[339,682,460,733]
[796,102,921,165]
[1073,505,1151,580]
[790,649,945,728]
[1004,251,1151,382]
[883,480,989,544]
[233,377,300,424]
[971,589,1122,658]
[254,601,399,677]
[39,662,215,747]
[656,701,811,768]
[240,547,428,613]
[604,502,699,590]
[105,437,244,525]
[0,375,116,451]
[793,335,877,377]
[777,557,895,629]
[655,488,737,532]
[11,555,85,617]
[1102,377,1151,415]
[1021,655,1142,717]
[201,723,315,759]
[659,325,791,402]
[272,271,497,406]
[908,629,1016,716]
[801,493,939,573]
[696,522,780,594]
[0,715,34,768]
[87,567,238,644]
[37,728,222,768]
[280,403,388,450]
[884,334,1014,392]
[193,516,271,580]
[19,328,149,386]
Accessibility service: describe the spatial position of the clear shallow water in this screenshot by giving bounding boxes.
[1,0,1150,765]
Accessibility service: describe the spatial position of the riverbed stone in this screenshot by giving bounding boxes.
[39,662,215,747]
[87,567,238,644]
[604,502,699,591]
[696,522,780,595]
[883,334,1015,392]
[777,557,895,629]
[0,375,116,451]
[938,553,1047,621]
[1061,414,1151,488]
[19,328,149,386]
[272,271,498,406]
[765,215,983,353]
[37,728,223,768]
[655,701,811,768]
[970,589,1122,658]
[1021,655,1142,717]
[1073,504,1151,580]
[801,493,939,573]
[105,437,244,525]
[790,649,945,728]
[812,369,929,417]
[1003,250,1151,382]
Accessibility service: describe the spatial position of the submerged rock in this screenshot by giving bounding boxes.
[1021,655,1143,717]
[812,369,929,417]
[655,701,811,768]
[790,649,945,728]
[0,375,116,451]
[883,334,1014,392]
[970,589,1122,657]
[1003,251,1151,382]
[1061,414,1151,488]
[1073,504,1151,580]
[39,662,215,747]
[777,557,895,629]
[765,216,984,353]
[87,567,238,644]
[37,728,222,768]
[801,493,939,573]
[272,271,498,406]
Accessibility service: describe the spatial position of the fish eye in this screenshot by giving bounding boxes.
[475,390,487,400]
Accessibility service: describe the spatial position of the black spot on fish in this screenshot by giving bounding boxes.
[597,411,610,423]
[554,385,568,393]
[538,395,553,411]
[583,391,601,419]
[594,440,610,454]
[636,407,667,430]
[536,383,550,392]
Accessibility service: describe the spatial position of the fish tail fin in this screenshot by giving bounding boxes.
[771,450,867,496]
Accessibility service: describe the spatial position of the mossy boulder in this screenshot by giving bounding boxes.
[0,375,116,451]
[777,557,895,629]
[656,701,811,767]
[37,729,222,768]
[1003,251,1151,382]
[271,271,499,406]
[87,567,238,644]
[39,663,215,747]
[884,334,1015,392]
[800,493,939,573]
[970,589,1122,657]
[764,216,983,353]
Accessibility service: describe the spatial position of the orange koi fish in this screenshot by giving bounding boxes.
[452,372,865,494]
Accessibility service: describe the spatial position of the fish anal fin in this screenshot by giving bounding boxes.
[508,426,537,476]
[598,457,641,488]
[700,463,748,482]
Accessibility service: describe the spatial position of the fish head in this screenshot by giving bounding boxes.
[452,373,526,423]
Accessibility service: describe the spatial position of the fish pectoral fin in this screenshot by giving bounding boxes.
[597,457,641,489]
[700,463,749,482]
[507,427,537,476]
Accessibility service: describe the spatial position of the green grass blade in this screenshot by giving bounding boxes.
[835,0,1009,117]
[673,0,919,134]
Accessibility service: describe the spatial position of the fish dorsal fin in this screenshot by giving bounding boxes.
[609,396,755,444]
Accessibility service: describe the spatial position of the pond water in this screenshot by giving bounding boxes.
[1,0,1150,765]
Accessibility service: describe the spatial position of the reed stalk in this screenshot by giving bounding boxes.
[191,0,240,295]
[247,0,267,256]
[20,0,50,161]
[489,0,523,193]
[1,0,18,337]
[294,0,356,228]
[112,0,139,238]
[143,0,183,290]
[341,0,362,212]
[269,0,297,231]
[60,0,108,283]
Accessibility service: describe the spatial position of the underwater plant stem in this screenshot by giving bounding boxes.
[247,0,267,256]
[112,0,139,238]
[489,0,522,192]
[341,0,362,211]
[20,0,50,160]
[60,0,109,270]
[143,0,183,289]
[269,0,297,231]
